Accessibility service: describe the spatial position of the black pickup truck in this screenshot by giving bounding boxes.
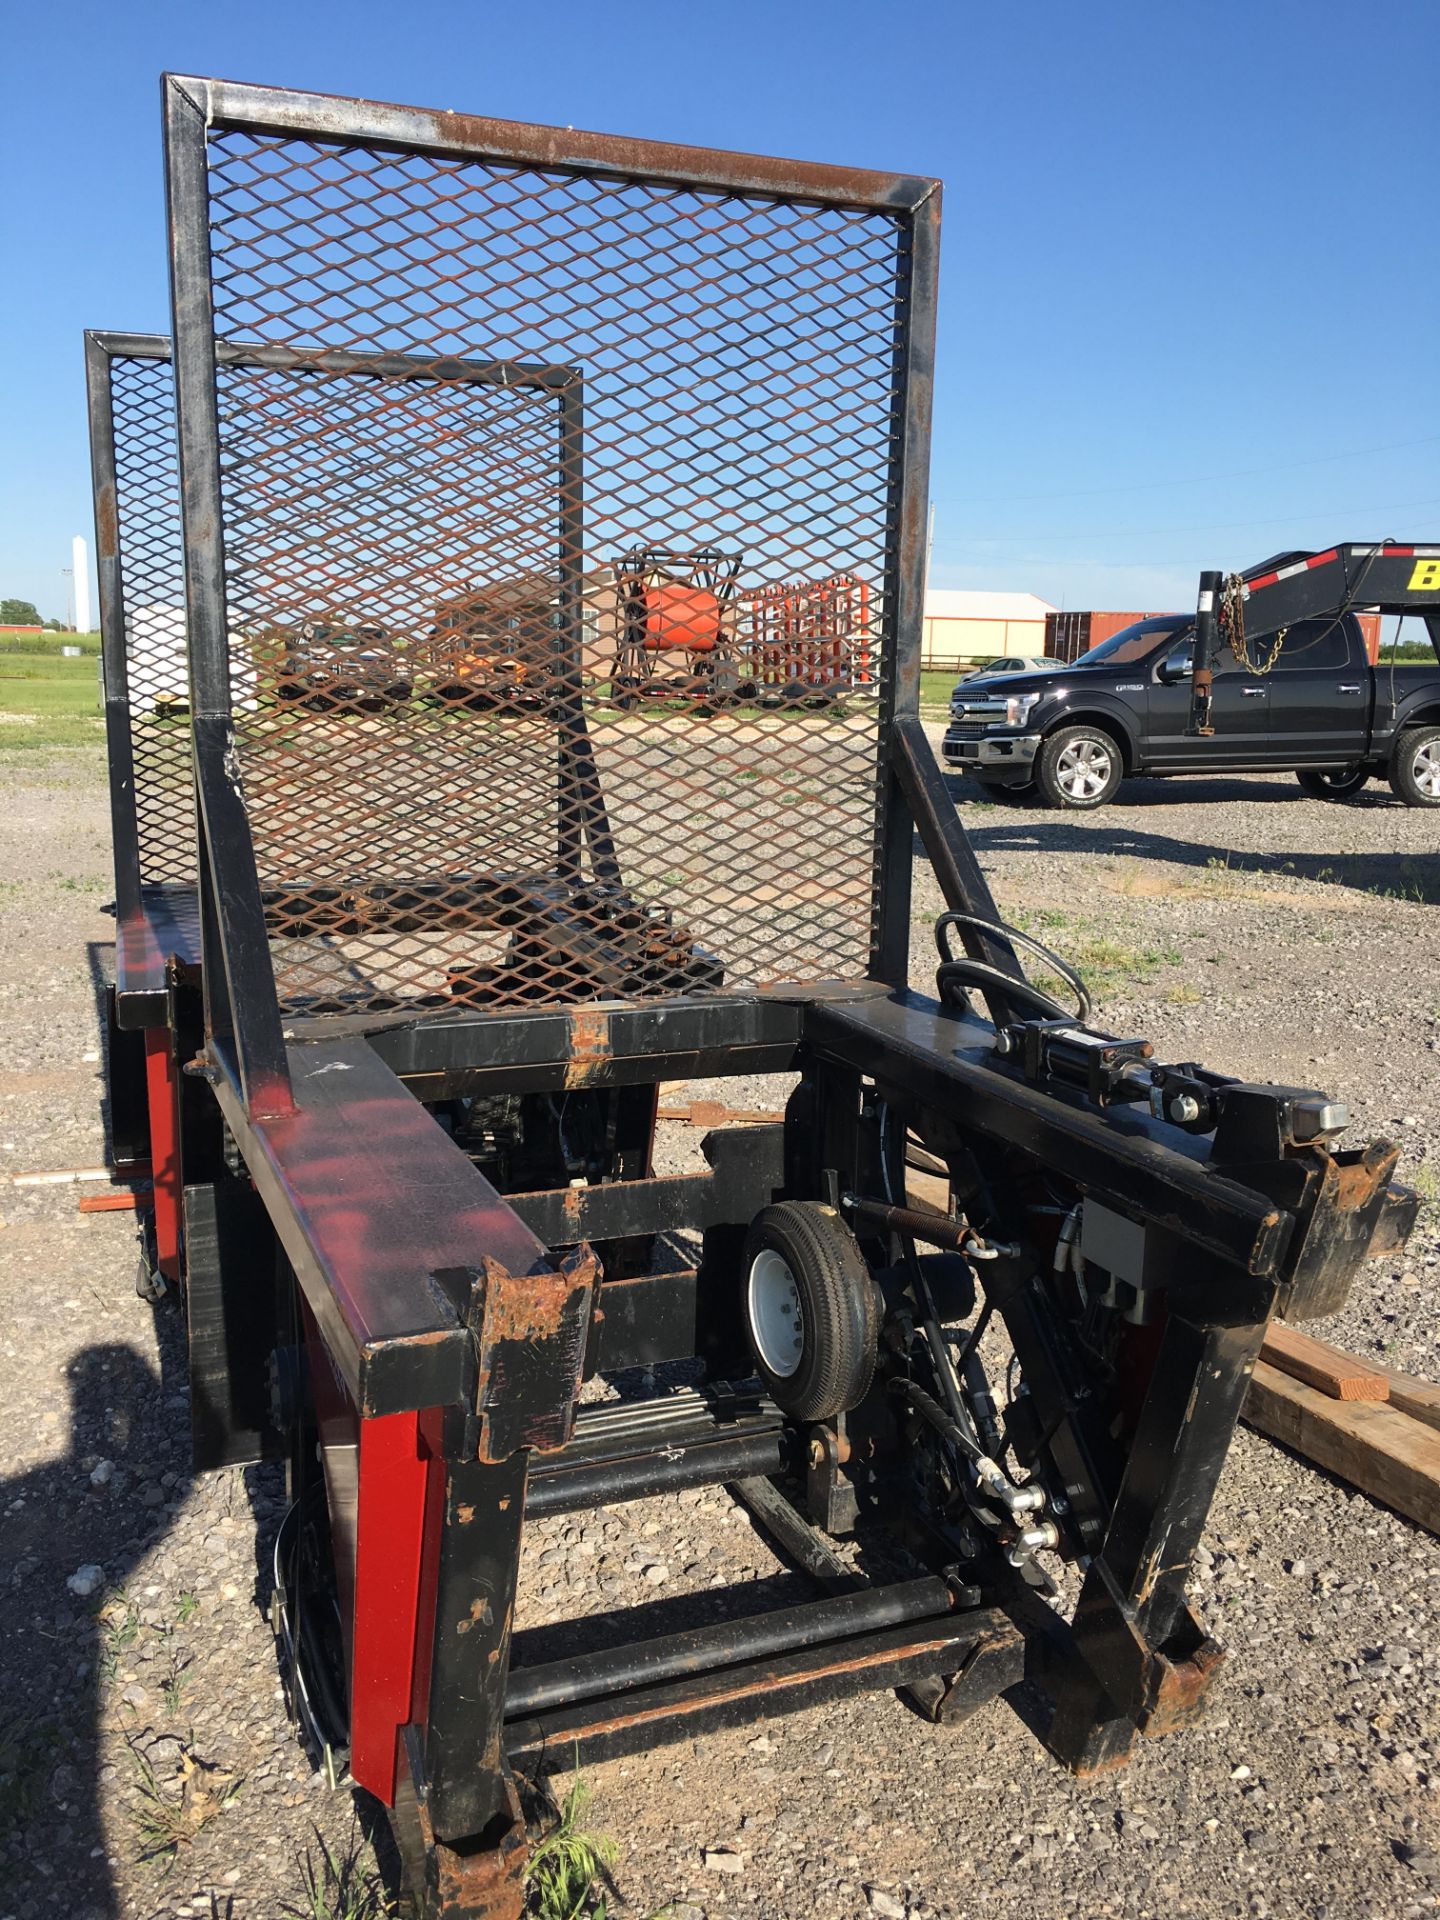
[942,611,1440,809]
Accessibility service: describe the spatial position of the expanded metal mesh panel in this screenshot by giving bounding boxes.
[200,123,908,1015]
[108,353,194,885]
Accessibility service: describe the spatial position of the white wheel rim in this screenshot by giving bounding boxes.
[1057,737,1112,800]
[747,1249,804,1378]
[1414,742,1440,798]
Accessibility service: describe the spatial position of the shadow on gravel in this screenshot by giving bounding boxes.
[0,1323,190,1920]
[962,820,1440,906]
[934,776,1440,907]
[942,768,1406,812]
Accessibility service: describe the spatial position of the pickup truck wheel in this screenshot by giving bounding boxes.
[1389,727,1440,807]
[1296,768,1369,800]
[1037,725,1122,810]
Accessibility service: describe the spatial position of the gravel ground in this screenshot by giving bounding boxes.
[1,742,1437,1920]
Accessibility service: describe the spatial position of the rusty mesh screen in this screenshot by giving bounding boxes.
[201,127,905,1015]
[108,351,194,885]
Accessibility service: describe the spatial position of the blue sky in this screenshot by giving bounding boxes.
[3,0,1437,622]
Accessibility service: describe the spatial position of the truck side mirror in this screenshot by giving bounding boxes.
[1157,648,1193,685]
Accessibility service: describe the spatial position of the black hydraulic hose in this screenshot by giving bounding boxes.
[962,1352,1004,1462]
[934,909,1092,1023]
[889,1375,983,1465]
[936,960,1070,1022]
[952,1298,992,1377]
[901,1233,976,1443]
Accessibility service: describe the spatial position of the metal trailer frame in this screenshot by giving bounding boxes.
[1188,544,1440,737]
[85,74,1416,1917]
[86,329,197,1288]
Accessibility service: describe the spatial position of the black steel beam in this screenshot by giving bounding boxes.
[525,1424,788,1518]
[586,1268,699,1373]
[868,186,938,985]
[506,1608,1011,1771]
[422,1453,529,1844]
[85,330,148,930]
[183,1177,284,1470]
[208,1034,554,1417]
[890,716,1025,1023]
[508,1125,783,1244]
[335,992,816,1092]
[114,886,202,1029]
[505,1576,957,1719]
[804,993,1294,1278]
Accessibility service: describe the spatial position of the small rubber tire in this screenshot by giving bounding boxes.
[1036,724,1123,810]
[741,1202,880,1422]
[1389,726,1440,808]
[1296,767,1369,800]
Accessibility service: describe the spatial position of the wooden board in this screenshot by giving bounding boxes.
[1243,1360,1440,1535]
[905,1166,953,1217]
[1383,1368,1440,1436]
[1260,1323,1389,1401]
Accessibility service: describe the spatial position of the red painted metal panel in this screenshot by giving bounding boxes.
[349,1409,430,1804]
[408,1406,448,1728]
[143,1029,181,1281]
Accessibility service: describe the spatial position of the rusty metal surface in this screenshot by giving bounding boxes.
[101,347,195,886]
[470,1246,598,1462]
[409,1766,527,1920]
[208,1034,554,1418]
[187,102,913,1018]
[1137,1634,1226,1737]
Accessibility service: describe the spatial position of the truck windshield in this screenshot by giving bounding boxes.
[1074,618,1190,668]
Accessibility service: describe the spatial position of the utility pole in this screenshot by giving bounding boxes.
[72,535,92,634]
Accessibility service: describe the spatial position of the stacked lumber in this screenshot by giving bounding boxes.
[1244,1324,1440,1535]
[656,1101,785,1127]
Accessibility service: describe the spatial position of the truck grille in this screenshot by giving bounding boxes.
[948,697,1008,728]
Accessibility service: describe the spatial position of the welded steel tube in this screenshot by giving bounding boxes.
[505,1575,957,1718]
[525,1426,789,1518]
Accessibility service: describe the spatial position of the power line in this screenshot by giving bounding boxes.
[935,432,1440,507]
[943,492,1440,546]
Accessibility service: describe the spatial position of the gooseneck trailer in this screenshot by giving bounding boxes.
[90,76,1414,1916]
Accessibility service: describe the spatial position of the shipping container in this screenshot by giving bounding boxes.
[1045,610,1165,664]
[1047,608,1384,666]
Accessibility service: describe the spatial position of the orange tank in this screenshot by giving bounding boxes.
[642,580,722,652]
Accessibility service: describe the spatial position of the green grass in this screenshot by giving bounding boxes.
[921,668,956,714]
[1008,906,1184,1008]
[526,1774,618,1920]
[0,648,104,750]
[0,629,100,655]
[1412,1165,1439,1215]
[282,1825,391,1920]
